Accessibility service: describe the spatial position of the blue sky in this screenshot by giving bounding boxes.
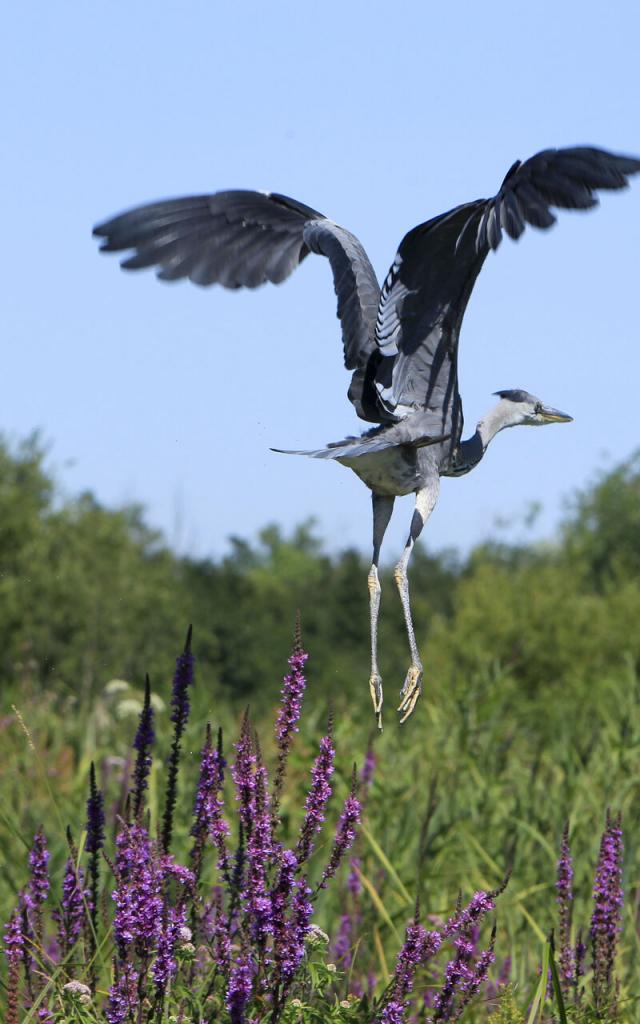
[3,1,639,561]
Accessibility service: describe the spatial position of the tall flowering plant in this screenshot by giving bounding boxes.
[1,627,363,1023]
[554,812,624,1017]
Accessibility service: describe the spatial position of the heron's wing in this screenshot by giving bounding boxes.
[370,146,640,452]
[94,191,380,409]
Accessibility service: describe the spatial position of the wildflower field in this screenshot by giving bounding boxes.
[1,437,639,1022]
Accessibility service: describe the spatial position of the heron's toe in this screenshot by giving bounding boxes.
[397,664,423,723]
[369,672,384,730]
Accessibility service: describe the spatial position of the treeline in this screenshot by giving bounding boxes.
[2,432,640,714]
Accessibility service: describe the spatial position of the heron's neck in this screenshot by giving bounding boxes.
[458,402,515,471]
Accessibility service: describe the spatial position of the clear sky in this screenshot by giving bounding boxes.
[3,1,639,562]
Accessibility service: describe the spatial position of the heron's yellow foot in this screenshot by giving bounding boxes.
[397,664,423,723]
[369,672,384,731]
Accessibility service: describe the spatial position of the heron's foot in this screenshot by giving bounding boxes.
[397,664,423,723]
[369,672,384,731]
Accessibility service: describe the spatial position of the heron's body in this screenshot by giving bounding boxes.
[339,445,439,497]
[94,145,640,725]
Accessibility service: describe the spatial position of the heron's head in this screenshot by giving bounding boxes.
[493,389,573,428]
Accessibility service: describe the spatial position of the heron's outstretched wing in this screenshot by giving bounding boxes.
[369,146,640,456]
[94,191,381,415]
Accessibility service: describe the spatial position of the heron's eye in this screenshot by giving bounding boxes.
[534,402,542,414]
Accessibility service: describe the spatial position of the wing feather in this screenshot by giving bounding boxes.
[364,145,640,462]
[94,191,380,411]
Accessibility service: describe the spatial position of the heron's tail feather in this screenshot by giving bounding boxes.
[271,426,450,461]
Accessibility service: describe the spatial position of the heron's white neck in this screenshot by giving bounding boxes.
[477,400,522,448]
[458,400,521,472]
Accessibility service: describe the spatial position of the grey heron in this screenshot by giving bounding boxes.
[94,145,640,726]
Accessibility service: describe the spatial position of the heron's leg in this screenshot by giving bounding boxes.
[394,482,439,723]
[368,493,395,729]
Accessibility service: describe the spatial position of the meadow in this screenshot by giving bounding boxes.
[1,434,639,1022]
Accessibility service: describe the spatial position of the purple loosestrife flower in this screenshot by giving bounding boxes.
[333,913,353,965]
[170,624,195,727]
[161,627,196,854]
[105,959,139,1024]
[209,886,231,977]
[452,925,497,1019]
[574,928,586,1004]
[319,774,361,889]
[191,724,230,883]
[153,903,187,990]
[590,811,624,1011]
[432,890,502,1022]
[377,917,441,1024]
[54,854,87,955]
[112,821,163,955]
[333,857,363,969]
[86,762,106,856]
[232,713,259,838]
[270,848,298,957]
[226,946,254,1024]
[273,625,308,809]
[276,876,313,991]
[361,745,376,790]
[432,949,473,1022]
[243,761,274,948]
[4,903,25,1024]
[85,760,105,990]
[443,891,496,938]
[132,674,155,819]
[27,827,50,943]
[486,954,512,1001]
[556,822,575,988]
[348,857,362,896]
[296,730,336,864]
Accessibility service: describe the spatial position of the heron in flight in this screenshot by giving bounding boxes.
[94,145,639,725]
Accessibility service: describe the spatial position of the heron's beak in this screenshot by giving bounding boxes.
[539,405,573,424]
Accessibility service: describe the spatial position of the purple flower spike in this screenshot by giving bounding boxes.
[86,759,105,984]
[273,624,309,809]
[112,821,163,955]
[28,827,50,942]
[210,886,231,977]
[132,673,155,818]
[243,761,274,947]
[556,822,575,988]
[333,913,353,966]
[170,624,195,727]
[590,811,624,1012]
[377,916,441,1024]
[4,903,25,1024]
[232,714,259,837]
[277,876,313,989]
[361,745,376,789]
[319,774,361,889]
[105,959,139,1024]
[3,904,25,967]
[444,890,496,938]
[86,762,105,855]
[296,730,336,864]
[153,904,187,990]
[191,724,230,883]
[226,947,254,1024]
[454,925,497,1017]
[270,848,298,956]
[161,627,196,853]
[54,854,87,954]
